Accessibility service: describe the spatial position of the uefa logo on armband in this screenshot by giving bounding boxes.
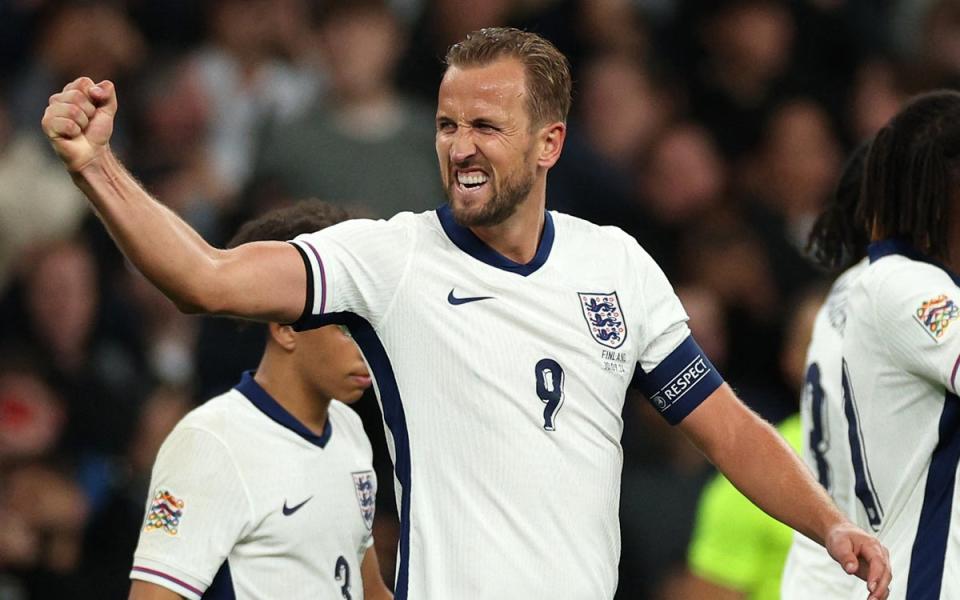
[651,394,668,410]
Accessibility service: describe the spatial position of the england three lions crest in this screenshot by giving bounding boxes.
[352,471,376,530]
[579,292,628,349]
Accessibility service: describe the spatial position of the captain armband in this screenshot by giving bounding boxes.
[633,336,724,425]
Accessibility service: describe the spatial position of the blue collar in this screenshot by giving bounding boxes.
[436,204,554,276]
[235,371,332,448]
[868,238,960,287]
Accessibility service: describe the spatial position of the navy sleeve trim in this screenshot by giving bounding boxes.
[288,242,314,330]
[633,336,723,425]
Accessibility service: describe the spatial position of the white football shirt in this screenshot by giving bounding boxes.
[290,206,723,599]
[130,372,377,599]
[781,259,866,599]
[841,240,960,599]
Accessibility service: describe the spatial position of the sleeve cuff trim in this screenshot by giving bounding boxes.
[130,566,204,599]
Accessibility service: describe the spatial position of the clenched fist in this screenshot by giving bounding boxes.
[41,77,117,173]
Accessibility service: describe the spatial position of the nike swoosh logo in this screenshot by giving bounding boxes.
[282,496,313,516]
[447,289,494,305]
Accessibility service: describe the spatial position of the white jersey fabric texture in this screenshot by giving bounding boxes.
[130,373,376,599]
[289,206,724,599]
[841,240,960,600]
[781,258,867,599]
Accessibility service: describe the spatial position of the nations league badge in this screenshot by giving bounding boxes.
[578,292,627,349]
[144,488,184,536]
[352,471,376,530]
[915,294,959,342]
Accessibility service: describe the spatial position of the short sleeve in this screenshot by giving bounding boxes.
[288,215,418,330]
[628,244,723,424]
[637,278,689,372]
[130,428,252,600]
[872,264,960,394]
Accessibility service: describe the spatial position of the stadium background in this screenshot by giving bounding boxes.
[0,0,956,597]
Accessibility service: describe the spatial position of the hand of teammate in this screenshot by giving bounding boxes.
[41,77,117,173]
[826,521,891,600]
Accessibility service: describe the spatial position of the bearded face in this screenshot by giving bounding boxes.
[435,59,540,229]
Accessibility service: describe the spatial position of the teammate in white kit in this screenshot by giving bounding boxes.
[781,144,871,599]
[128,204,393,600]
[42,28,891,600]
[841,90,960,600]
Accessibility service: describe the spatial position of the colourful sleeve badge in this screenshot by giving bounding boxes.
[915,294,960,341]
[144,488,185,536]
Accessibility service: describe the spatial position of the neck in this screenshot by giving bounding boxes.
[254,350,331,436]
[469,179,548,264]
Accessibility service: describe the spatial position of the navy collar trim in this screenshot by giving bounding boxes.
[436,204,554,276]
[868,238,960,287]
[235,371,332,448]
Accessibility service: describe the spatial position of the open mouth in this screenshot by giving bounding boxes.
[456,170,489,191]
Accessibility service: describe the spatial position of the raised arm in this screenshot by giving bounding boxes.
[677,384,891,600]
[41,77,305,322]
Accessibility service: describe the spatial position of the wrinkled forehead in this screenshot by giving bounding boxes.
[437,59,529,122]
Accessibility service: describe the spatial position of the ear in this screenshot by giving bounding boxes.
[268,322,297,352]
[537,121,567,169]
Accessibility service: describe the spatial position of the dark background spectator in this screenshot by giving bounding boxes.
[0,0,950,597]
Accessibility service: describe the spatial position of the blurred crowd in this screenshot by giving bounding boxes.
[1,0,958,598]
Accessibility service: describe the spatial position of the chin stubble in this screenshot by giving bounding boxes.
[449,170,535,228]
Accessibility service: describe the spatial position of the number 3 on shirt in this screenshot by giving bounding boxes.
[535,359,565,431]
[334,556,351,599]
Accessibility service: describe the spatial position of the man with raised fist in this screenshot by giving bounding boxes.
[42,28,891,600]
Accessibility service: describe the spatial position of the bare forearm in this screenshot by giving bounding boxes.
[70,150,304,321]
[718,416,839,544]
[681,386,845,545]
[44,79,304,321]
[681,386,892,597]
[73,150,221,312]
